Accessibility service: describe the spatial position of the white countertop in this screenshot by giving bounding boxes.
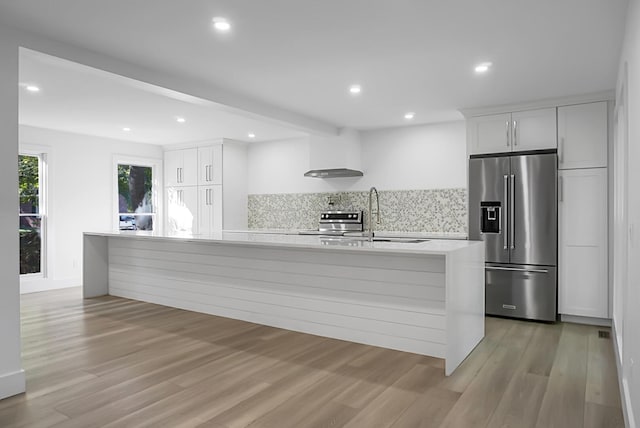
[86,230,481,256]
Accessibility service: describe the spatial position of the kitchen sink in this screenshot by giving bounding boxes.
[321,236,429,244]
[371,238,429,243]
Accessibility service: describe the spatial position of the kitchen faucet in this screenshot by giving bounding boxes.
[368,187,380,242]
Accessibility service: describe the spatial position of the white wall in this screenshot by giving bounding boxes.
[19,125,163,293]
[360,121,466,190]
[247,121,466,194]
[614,1,640,426]
[0,23,25,400]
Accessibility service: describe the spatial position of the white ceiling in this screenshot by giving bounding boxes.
[1,0,630,133]
[18,50,308,145]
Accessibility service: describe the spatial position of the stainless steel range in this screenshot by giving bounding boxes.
[298,210,364,236]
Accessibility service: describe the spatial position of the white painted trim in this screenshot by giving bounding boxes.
[163,138,225,151]
[0,370,26,400]
[559,314,612,327]
[459,90,615,118]
[613,321,636,428]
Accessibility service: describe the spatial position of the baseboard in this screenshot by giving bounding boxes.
[20,277,80,294]
[612,321,636,428]
[0,369,25,400]
[560,314,612,327]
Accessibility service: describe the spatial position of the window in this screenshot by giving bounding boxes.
[19,154,45,275]
[117,164,155,231]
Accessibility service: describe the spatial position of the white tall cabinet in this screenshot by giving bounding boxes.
[164,140,247,235]
[557,101,609,320]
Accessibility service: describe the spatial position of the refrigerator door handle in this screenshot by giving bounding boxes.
[510,174,515,250]
[486,266,550,274]
[559,176,563,202]
[503,174,509,250]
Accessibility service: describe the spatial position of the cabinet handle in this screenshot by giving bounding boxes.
[506,120,510,146]
[559,137,564,164]
[179,168,183,183]
[513,120,517,146]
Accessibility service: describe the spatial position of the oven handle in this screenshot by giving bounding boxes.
[486,266,549,274]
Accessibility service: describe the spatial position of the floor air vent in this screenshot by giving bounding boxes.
[598,330,610,339]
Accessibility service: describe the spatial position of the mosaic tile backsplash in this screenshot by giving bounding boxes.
[248,188,468,234]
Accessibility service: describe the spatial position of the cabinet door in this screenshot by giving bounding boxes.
[198,185,222,235]
[198,146,212,186]
[511,108,557,151]
[558,102,608,169]
[164,151,182,187]
[180,148,198,186]
[468,113,511,155]
[211,144,223,185]
[198,145,223,186]
[166,186,198,235]
[558,168,608,318]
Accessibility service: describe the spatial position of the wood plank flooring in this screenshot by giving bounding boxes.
[0,287,625,428]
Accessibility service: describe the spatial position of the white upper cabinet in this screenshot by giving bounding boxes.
[557,102,608,169]
[198,144,223,186]
[558,168,608,318]
[511,108,557,151]
[468,108,556,155]
[165,148,198,187]
[467,113,511,155]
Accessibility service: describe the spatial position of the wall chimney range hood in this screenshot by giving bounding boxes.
[304,168,363,178]
[305,129,363,179]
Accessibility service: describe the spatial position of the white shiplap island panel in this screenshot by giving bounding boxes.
[83,231,485,375]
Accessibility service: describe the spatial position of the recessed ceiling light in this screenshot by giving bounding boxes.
[122,127,131,132]
[25,85,40,93]
[176,117,186,123]
[474,62,492,73]
[404,112,415,120]
[349,85,362,95]
[212,17,231,32]
[248,133,256,139]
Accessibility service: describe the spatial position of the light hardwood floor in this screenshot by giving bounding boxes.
[0,287,624,428]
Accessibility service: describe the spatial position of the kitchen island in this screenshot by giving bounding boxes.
[83,231,484,375]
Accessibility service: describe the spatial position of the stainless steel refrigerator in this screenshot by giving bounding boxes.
[468,150,557,322]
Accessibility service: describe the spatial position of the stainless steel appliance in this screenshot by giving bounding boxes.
[469,150,557,321]
[298,210,364,236]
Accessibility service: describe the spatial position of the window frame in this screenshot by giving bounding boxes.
[112,155,163,233]
[19,146,48,278]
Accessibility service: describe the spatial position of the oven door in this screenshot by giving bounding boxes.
[485,263,557,322]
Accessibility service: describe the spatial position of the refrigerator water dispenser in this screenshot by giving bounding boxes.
[480,202,501,233]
